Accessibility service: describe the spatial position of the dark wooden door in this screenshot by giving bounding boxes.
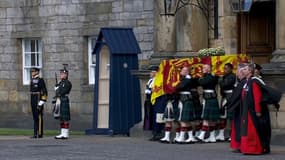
[238,2,275,64]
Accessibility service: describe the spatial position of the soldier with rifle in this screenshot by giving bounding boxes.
[54,64,72,139]
[30,67,48,138]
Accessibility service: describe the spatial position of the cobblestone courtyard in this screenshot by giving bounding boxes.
[0,135,284,160]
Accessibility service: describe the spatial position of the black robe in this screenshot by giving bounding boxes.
[227,77,281,153]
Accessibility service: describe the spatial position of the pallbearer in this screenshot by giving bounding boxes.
[216,63,236,141]
[197,64,220,143]
[175,66,196,143]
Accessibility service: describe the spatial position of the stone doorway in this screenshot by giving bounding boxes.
[238,1,275,64]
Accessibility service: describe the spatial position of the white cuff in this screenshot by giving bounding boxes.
[145,89,151,94]
[38,100,45,106]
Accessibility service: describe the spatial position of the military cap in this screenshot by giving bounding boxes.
[31,67,40,72]
[60,68,68,73]
[60,64,69,73]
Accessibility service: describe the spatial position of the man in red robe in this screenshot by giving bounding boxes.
[240,64,264,154]
[229,63,272,154]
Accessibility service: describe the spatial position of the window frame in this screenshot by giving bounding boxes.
[88,36,97,85]
[22,38,42,85]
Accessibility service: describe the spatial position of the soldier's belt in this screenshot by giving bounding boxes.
[203,90,215,93]
[203,91,217,99]
[223,90,233,93]
[179,91,191,95]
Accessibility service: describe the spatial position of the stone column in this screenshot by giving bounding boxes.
[154,1,176,54]
[176,2,208,54]
[150,0,176,65]
[262,0,285,129]
[151,0,208,63]
[271,0,285,63]
[262,0,285,74]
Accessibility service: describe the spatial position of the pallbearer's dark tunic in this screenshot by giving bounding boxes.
[191,78,202,120]
[198,73,220,121]
[219,72,236,119]
[175,75,195,122]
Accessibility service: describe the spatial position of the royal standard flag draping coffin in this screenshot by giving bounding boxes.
[211,54,249,76]
[151,60,165,105]
[151,54,249,104]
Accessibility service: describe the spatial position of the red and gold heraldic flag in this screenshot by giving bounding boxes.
[151,54,249,104]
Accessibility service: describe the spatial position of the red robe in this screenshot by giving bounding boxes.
[240,81,263,154]
[229,77,274,154]
[230,119,241,150]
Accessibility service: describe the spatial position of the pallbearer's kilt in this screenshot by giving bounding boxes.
[60,96,71,121]
[202,98,220,121]
[163,100,179,122]
[220,93,234,120]
[220,97,235,120]
[191,91,202,120]
[179,100,195,122]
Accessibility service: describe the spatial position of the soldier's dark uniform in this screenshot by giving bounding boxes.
[219,71,236,119]
[30,68,47,138]
[216,70,236,141]
[191,78,202,121]
[191,78,203,137]
[176,75,195,122]
[175,74,197,143]
[199,73,220,121]
[55,67,72,139]
[197,72,220,142]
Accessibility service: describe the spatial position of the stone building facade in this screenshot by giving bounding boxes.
[147,0,285,129]
[0,0,155,130]
[0,0,284,131]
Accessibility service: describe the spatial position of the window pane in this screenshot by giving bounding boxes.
[25,54,31,66]
[91,38,96,64]
[25,40,31,52]
[23,38,42,85]
[31,53,36,66]
[31,39,39,52]
[88,37,97,85]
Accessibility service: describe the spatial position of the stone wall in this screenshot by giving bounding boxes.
[208,0,238,54]
[0,0,154,131]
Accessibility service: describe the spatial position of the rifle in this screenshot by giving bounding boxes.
[52,72,60,118]
[55,72,58,85]
[52,72,58,103]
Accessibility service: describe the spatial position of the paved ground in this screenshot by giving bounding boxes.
[0,135,284,160]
